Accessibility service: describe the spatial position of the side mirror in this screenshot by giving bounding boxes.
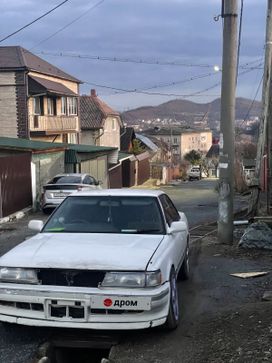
[168,221,187,234]
[28,220,44,232]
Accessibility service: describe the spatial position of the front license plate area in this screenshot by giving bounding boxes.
[46,299,86,321]
[90,295,151,311]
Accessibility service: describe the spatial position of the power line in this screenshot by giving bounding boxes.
[84,63,260,98]
[236,0,244,82]
[30,0,106,50]
[35,50,264,69]
[35,51,213,68]
[0,0,70,44]
[236,74,263,137]
[107,71,220,96]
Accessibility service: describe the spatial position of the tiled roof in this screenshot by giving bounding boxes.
[29,76,77,96]
[80,94,120,130]
[0,46,81,83]
[135,133,159,152]
[120,127,135,152]
[206,144,219,158]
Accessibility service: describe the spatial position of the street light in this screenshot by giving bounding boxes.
[213,65,221,72]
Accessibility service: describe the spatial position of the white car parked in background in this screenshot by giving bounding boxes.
[41,173,101,213]
[188,167,201,181]
[0,189,190,331]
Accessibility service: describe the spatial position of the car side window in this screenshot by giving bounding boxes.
[83,176,95,185]
[159,195,180,226]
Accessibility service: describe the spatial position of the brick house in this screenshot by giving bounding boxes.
[80,89,122,149]
[0,46,81,143]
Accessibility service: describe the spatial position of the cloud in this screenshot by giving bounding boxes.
[0,0,267,109]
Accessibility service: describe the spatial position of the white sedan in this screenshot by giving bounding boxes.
[0,189,190,331]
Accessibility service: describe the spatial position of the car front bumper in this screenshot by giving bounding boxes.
[0,283,170,330]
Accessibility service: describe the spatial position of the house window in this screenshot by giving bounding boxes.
[112,118,116,130]
[61,97,67,115]
[67,97,78,115]
[47,97,56,115]
[173,137,178,144]
[33,96,43,115]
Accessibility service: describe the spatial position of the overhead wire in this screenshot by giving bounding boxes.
[84,63,261,99]
[34,50,263,70]
[0,0,70,43]
[35,51,213,68]
[105,71,220,97]
[235,74,263,140]
[236,0,244,82]
[29,0,106,50]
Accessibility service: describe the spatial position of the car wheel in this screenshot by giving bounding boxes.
[178,243,190,280]
[164,268,179,330]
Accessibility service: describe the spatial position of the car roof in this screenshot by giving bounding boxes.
[69,189,165,198]
[53,173,88,177]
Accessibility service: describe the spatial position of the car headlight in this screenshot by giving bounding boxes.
[0,268,38,284]
[101,271,161,288]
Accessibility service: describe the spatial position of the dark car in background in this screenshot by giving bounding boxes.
[41,173,101,213]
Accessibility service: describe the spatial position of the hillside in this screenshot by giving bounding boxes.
[121,98,262,126]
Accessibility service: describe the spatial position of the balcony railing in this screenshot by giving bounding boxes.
[29,115,79,133]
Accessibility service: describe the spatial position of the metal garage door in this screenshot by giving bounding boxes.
[0,153,32,218]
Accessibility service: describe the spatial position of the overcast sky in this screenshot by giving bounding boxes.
[0,0,267,111]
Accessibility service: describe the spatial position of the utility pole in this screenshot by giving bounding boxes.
[249,0,272,216]
[218,0,238,244]
[267,59,272,215]
[267,106,272,215]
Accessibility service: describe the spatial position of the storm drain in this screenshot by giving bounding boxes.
[48,347,111,363]
[37,334,118,363]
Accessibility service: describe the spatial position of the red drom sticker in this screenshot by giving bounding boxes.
[103,298,112,307]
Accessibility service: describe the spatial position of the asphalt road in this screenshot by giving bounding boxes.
[0,179,250,363]
[161,178,248,227]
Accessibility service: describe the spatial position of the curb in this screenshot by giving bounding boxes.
[0,206,33,224]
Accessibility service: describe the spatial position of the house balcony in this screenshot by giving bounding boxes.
[29,115,79,134]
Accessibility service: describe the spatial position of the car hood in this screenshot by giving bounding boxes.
[0,233,164,271]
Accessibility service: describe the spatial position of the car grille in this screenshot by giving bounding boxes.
[0,300,44,311]
[38,269,105,288]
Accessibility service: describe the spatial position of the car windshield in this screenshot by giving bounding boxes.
[49,176,82,184]
[43,196,165,234]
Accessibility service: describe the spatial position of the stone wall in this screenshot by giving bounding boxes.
[0,72,18,137]
[16,71,28,138]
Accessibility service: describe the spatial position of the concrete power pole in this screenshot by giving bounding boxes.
[218,0,238,244]
[249,0,272,216]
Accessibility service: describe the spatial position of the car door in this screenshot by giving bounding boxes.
[159,194,187,271]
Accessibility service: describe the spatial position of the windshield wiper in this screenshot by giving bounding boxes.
[121,228,161,234]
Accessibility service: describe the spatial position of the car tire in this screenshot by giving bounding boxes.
[164,268,179,330]
[178,243,190,280]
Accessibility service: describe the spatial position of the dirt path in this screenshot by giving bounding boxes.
[110,235,272,363]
